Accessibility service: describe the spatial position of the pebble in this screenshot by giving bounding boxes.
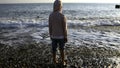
[0,42,119,68]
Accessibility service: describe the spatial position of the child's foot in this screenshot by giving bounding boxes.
[53,60,58,64]
[63,61,67,67]
[61,61,67,67]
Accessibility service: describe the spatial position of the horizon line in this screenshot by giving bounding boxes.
[0,2,119,4]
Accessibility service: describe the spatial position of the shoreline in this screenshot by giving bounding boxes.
[0,26,120,67]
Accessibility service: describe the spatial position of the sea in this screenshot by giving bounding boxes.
[0,3,120,49]
[0,3,120,27]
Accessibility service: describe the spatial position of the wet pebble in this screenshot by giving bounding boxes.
[0,43,119,68]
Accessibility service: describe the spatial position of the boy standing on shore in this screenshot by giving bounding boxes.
[49,0,67,66]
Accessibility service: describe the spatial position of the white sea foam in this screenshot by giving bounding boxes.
[1,17,120,50]
[0,3,120,50]
[2,18,119,49]
[0,17,120,29]
[29,27,120,50]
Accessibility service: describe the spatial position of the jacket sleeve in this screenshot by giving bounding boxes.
[49,15,52,37]
[62,15,67,38]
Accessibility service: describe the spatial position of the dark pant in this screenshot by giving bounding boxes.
[51,39,65,53]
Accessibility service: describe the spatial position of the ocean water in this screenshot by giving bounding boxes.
[0,3,120,28]
[0,3,120,49]
[1,3,120,66]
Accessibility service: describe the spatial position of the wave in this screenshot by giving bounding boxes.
[0,18,48,29]
[0,17,120,29]
[68,18,120,27]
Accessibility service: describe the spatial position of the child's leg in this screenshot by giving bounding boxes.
[52,39,58,63]
[59,39,66,65]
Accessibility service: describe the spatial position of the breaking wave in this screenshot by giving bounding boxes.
[0,17,120,29]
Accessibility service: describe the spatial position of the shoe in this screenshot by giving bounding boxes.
[63,61,67,67]
[60,61,67,67]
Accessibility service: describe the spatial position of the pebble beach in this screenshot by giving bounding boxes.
[0,26,120,68]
